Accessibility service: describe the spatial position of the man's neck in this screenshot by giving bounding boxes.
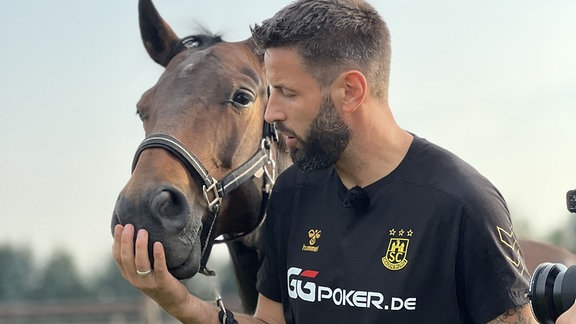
[335,118,413,189]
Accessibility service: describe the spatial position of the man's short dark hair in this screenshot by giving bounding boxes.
[251,0,392,100]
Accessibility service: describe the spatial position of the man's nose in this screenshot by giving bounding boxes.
[264,92,284,123]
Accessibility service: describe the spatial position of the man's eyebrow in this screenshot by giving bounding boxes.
[271,84,294,91]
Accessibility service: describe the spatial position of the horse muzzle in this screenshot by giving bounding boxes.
[111,183,204,279]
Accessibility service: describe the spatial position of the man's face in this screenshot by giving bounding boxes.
[264,47,350,171]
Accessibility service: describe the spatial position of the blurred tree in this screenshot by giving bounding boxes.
[28,249,90,300]
[0,243,242,308]
[0,245,35,301]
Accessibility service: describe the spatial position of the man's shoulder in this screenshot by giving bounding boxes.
[403,135,500,201]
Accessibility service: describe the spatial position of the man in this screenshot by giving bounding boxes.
[113,0,539,322]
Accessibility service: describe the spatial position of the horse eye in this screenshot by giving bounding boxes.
[231,90,255,109]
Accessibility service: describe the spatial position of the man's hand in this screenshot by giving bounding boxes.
[112,224,195,319]
[112,224,283,324]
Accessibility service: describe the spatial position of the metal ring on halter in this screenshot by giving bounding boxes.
[136,269,152,277]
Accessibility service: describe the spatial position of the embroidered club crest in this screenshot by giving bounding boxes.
[382,229,411,271]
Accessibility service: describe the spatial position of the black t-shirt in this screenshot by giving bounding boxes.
[257,135,530,323]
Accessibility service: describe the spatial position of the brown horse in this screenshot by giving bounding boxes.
[112,0,576,315]
[519,239,576,275]
[111,0,290,313]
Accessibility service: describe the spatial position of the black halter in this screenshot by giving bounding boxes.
[131,123,278,276]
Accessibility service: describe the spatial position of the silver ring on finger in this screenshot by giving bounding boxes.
[136,269,152,277]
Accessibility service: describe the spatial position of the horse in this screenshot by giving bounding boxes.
[112,0,576,315]
[111,0,290,313]
[519,239,576,275]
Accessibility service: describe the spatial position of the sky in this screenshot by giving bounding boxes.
[0,0,575,275]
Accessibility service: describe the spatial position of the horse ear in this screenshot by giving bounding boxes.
[138,0,180,67]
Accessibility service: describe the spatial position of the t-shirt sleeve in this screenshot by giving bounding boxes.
[457,188,530,323]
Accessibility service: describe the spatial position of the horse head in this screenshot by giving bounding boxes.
[112,0,290,288]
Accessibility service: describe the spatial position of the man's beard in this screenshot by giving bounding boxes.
[290,95,350,172]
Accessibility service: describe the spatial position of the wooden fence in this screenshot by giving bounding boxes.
[0,293,242,323]
[0,296,174,324]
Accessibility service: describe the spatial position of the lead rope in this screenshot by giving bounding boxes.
[216,295,238,324]
[198,202,220,276]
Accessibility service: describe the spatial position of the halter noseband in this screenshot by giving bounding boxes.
[131,123,277,276]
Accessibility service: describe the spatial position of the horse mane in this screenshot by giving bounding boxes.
[196,23,221,36]
[183,22,223,47]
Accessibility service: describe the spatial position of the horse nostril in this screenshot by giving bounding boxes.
[150,187,190,232]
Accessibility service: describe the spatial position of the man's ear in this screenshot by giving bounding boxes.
[338,70,367,113]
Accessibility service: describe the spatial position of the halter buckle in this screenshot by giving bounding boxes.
[203,181,223,211]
